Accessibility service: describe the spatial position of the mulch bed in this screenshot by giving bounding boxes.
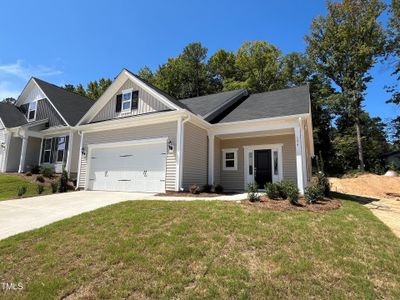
[155,191,234,198]
[241,196,342,212]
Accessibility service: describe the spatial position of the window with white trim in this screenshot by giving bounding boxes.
[222,148,238,171]
[121,89,132,112]
[28,101,37,121]
[273,150,279,175]
[56,136,66,162]
[43,139,52,163]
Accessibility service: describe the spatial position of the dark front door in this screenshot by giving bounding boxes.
[254,149,272,189]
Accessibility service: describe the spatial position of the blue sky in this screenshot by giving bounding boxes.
[0,0,397,122]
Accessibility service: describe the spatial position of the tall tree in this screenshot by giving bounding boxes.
[306,0,386,171]
[386,0,400,146]
[63,78,112,101]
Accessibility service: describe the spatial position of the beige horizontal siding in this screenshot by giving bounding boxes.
[79,121,177,190]
[181,122,208,190]
[218,134,297,191]
[92,79,170,123]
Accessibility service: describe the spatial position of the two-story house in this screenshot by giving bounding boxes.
[0,78,93,178]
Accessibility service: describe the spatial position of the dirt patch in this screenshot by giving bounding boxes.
[241,196,342,212]
[155,191,233,198]
[329,174,400,200]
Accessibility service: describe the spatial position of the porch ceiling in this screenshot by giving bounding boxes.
[216,128,294,140]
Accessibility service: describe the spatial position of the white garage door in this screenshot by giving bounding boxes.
[87,140,167,193]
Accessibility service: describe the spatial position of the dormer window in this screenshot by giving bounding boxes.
[121,89,132,112]
[28,101,37,121]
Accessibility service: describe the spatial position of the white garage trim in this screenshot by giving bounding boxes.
[85,137,168,192]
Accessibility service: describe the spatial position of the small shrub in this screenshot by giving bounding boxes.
[388,161,398,171]
[283,181,299,205]
[316,171,330,197]
[202,184,213,193]
[214,184,224,194]
[40,166,54,178]
[189,184,200,194]
[265,182,280,199]
[17,186,27,197]
[277,181,295,199]
[36,175,45,183]
[25,172,32,177]
[30,165,40,174]
[305,184,323,204]
[37,184,44,194]
[58,170,69,193]
[51,181,58,193]
[246,182,260,202]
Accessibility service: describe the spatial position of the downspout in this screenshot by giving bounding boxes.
[178,114,191,191]
[75,130,84,190]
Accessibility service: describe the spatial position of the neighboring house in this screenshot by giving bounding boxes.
[0,78,93,178]
[76,69,313,194]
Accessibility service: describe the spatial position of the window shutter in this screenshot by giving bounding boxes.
[131,91,139,110]
[116,94,122,112]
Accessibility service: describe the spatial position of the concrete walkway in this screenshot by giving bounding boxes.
[0,191,155,240]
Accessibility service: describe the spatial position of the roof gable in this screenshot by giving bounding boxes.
[33,78,94,126]
[79,69,188,125]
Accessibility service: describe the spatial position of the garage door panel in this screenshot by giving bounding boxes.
[87,141,167,193]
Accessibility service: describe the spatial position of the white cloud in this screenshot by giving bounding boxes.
[0,60,63,100]
[0,60,62,80]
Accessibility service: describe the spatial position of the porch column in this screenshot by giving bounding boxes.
[294,126,305,194]
[175,117,183,191]
[66,131,74,175]
[18,137,28,173]
[208,134,215,186]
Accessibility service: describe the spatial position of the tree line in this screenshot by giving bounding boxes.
[3,0,399,175]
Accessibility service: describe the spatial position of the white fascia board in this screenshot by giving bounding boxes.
[87,137,168,150]
[123,70,182,111]
[77,110,186,133]
[15,78,35,106]
[40,126,73,137]
[210,114,308,136]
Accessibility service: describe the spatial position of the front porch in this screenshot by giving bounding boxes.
[208,117,312,194]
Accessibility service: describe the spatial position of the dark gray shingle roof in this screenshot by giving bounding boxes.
[33,78,95,126]
[217,85,310,123]
[0,102,27,128]
[180,89,246,119]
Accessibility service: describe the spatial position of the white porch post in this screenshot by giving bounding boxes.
[18,137,28,173]
[294,125,305,194]
[66,130,74,175]
[208,134,215,186]
[175,116,183,191]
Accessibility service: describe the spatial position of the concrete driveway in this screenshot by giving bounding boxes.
[0,191,154,240]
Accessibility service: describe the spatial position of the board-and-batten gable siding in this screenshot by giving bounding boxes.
[78,121,177,190]
[92,79,170,123]
[19,98,65,127]
[218,134,297,191]
[181,122,208,190]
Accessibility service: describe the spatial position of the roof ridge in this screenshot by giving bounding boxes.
[33,77,94,102]
[250,84,309,96]
[180,89,246,102]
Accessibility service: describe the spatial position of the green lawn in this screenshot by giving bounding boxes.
[0,193,399,299]
[0,174,51,201]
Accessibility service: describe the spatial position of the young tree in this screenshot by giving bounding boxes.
[306,0,386,170]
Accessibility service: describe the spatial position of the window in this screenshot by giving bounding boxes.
[57,137,66,162]
[43,139,52,163]
[121,89,132,112]
[222,148,238,171]
[273,150,279,175]
[28,101,37,121]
